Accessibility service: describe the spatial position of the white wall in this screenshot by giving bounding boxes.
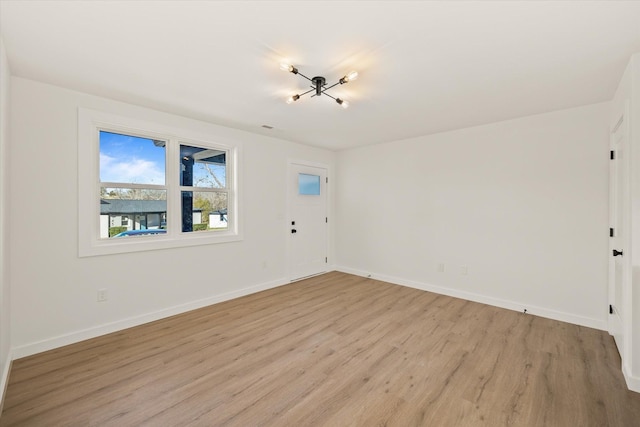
[336,102,610,329]
[9,77,334,357]
[0,37,11,405]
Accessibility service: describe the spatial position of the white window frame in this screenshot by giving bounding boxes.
[79,108,242,257]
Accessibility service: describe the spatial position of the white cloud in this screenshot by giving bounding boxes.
[100,153,165,184]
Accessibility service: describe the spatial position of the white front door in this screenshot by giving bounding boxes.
[288,162,328,281]
[609,106,628,355]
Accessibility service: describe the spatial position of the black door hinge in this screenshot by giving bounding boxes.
[325,257,328,263]
[610,304,614,315]
[611,150,615,160]
[610,228,615,237]
[326,177,328,183]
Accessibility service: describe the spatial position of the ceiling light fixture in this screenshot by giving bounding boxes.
[281,62,357,108]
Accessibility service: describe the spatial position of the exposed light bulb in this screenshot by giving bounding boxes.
[340,70,358,84]
[280,62,298,74]
[345,70,358,82]
[286,94,300,104]
[336,98,349,109]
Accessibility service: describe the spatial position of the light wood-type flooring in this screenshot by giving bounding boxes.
[2,272,640,426]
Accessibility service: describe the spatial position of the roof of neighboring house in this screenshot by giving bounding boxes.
[100,199,214,215]
[100,199,168,214]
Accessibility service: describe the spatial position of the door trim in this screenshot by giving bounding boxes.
[608,101,631,372]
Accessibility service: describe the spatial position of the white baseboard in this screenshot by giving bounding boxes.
[0,351,12,414]
[335,266,607,331]
[623,364,640,393]
[11,277,288,359]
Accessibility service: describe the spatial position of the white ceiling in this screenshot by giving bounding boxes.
[2,1,640,150]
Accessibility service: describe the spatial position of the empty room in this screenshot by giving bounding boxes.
[1,1,640,425]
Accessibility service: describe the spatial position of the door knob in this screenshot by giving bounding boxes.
[291,229,297,234]
[613,249,623,257]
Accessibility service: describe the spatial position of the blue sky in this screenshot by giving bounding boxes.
[100,131,165,185]
[100,131,226,187]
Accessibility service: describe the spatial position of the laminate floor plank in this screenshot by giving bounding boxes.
[2,272,639,426]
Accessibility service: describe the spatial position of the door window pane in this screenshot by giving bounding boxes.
[299,173,321,195]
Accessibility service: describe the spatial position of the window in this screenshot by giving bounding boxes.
[100,131,167,237]
[180,144,228,232]
[79,108,242,256]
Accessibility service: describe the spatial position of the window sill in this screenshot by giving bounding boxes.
[79,231,242,257]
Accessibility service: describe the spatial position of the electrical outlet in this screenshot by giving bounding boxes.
[97,288,108,302]
[437,263,445,273]
[460,265,468,275]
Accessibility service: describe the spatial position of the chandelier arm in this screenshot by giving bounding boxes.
[299,87,315,97]
[295,72,314,83]
[321,91,338,101]
[322,81,341,92]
